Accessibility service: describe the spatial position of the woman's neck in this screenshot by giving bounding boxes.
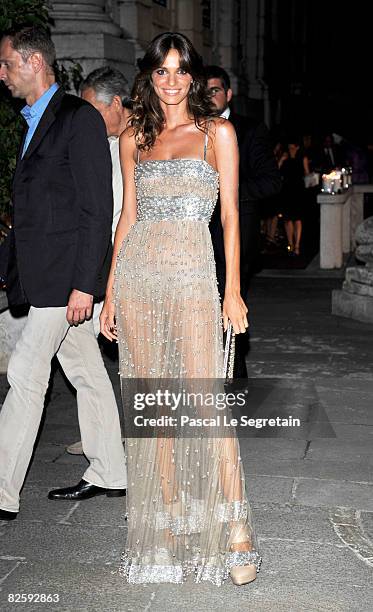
[160,99,192,130]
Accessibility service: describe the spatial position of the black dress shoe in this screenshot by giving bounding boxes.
[48,479,126,501]
[0,509,17,521]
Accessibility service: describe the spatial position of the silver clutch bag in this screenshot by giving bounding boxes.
[223,321,235,380]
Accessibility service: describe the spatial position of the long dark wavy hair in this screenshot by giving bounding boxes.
[129,32,220,151]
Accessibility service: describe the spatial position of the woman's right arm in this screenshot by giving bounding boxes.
[100,129,137,340]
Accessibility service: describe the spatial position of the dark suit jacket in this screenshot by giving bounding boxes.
[7,86,113,308]
[317,144,345,173]
[209,112,281,297]
[229,113,282,211]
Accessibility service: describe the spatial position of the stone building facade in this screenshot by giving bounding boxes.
[50,0,281,121]
[50,0,312,126]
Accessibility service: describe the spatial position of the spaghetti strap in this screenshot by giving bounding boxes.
[203,121,211,161]
[136,147,140,164]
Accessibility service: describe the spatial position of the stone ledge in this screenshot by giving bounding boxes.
[332,288,373,323]
[343,279,373,297]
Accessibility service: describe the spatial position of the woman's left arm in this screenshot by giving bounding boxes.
[214,119,249,334]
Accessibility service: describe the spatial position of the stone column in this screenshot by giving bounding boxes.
[51,0,136,82]
[116,0,153,57]
[318,192,350,269]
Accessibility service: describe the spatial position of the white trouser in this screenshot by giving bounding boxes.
[0,306,127,513]
[92,300,103,338]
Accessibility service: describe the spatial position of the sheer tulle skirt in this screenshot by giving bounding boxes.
[114,219,261,585]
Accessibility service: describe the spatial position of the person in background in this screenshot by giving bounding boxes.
[206,65,281,378]
[319,133,345,173]
[0,27,127,520]
[279,138,310,256]
[81,67,132,270]
[261,141,284,250]
[301,133,318,172]
[66,66,131,456]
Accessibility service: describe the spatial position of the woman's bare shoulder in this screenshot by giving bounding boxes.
[119,126,137,157]
[207,117,237,148]
[207,117,236,138]
[120,126,136,144]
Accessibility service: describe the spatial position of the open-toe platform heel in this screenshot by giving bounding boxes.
[229,525,257,586]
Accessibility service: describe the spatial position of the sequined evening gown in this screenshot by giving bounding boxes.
[114,138,262,585]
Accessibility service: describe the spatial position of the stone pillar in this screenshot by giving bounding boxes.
[116,0,153,57]
[51,0,136,82]
[318,192,350,269]
[213,0,237,88]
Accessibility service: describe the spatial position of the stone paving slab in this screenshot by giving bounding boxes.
[0,560,154,612]
[294,478,373,511]
[244,475,294,504]
[1,544,371,612]
[2,521,127,566]
[20,462,86,486]
[316,388,373,425]
[305,438,373,462]
[244,457,373,482]
[238,438,308,459]
[37,424,81,446]
[362,512,373,541]
[326,423,373,441]
[253,502,343,545]
[10,484,127,527]
[257,538,372,586]
[151,580,372,612]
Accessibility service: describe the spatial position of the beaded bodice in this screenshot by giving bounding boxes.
[135,159,219,223]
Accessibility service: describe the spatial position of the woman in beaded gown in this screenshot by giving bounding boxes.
[100,32,261,586]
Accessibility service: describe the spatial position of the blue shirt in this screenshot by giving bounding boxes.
[20,83,59,157]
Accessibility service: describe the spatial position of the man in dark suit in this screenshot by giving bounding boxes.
[318,133,345,174]
[206,66,281,379]
[0,27,127,521]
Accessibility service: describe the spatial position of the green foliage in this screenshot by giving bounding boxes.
[55,61,83,94]
[0,0,50,32]
[0,0,51,218]
[0,1,83,219]
[0,97,22,221]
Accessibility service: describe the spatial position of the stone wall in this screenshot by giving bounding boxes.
[51,0,136,83]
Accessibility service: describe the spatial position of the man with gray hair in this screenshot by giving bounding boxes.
[66,66,131,455]
[81,66,131,249]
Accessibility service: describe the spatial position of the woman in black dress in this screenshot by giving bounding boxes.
[279,139,310,255]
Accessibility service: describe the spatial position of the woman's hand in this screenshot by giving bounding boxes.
[99,294,117,341]
[222,291,249,334]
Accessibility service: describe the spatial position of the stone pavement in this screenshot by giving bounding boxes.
[0,276,372,612]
